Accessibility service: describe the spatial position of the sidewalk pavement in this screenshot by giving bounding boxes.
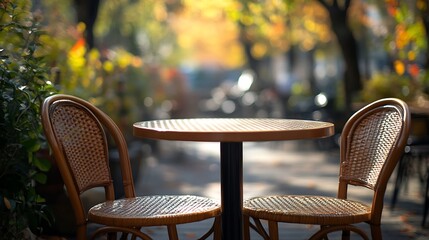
[135,140,429,239]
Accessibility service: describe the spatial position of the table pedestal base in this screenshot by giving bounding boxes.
[220,142,243,240]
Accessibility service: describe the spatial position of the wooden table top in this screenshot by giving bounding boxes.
[133,118,335,142]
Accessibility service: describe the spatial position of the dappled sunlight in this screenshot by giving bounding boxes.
[136,141,342,200]
[5,0,429,238]
[133,139,429,238]
[136,140,416,206]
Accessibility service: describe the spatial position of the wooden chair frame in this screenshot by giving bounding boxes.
[42,94,221,240]
[243,98,411,240]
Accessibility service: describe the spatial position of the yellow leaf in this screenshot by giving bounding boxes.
[251,43,267,59]
[408,51,416,61]
[394,60,405,75]
[103,61,114,73]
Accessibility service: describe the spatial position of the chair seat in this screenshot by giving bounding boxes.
[243,195,372,225]
[89,195,221,227]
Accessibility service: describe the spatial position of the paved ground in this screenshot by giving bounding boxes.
[133,140,429,240]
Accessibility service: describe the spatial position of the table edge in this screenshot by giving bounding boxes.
[133,119,335,142]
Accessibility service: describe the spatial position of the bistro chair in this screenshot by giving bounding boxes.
[243,98,411,240]
[390,112,429,226]
[41,94,221,240]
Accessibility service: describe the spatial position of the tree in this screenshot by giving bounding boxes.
[385,0,427,90]
[170,0,243,68]
[228,0,332,93]
[418,0,429,70]
[317,0,361,113]
[72,0,100,49]
[0,1,56,238]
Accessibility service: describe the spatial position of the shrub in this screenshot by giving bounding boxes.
[0,1,56,238]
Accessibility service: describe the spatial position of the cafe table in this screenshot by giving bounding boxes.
[133,118,335,240]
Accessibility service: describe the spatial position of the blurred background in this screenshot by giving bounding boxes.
[29,0,429,142]
[4,0,429,238]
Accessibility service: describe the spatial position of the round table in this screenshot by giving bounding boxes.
[133,118,335,240]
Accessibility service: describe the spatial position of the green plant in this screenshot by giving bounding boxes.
[360,72,418,103]
[0,1,56,238]
[41,23,153,141]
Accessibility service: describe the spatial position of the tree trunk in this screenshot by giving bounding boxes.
[239,22,261,90]
[318,0,361,114]
[73,0,101,49]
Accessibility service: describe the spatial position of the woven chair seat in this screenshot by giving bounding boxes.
[89,195,220,227]
[242,98,411,240]
[41,94,222,239]
[244,195,371,225]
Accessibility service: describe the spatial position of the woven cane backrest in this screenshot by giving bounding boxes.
[48,100,112,193]
[43,94,135,203]
[340,100,409,191]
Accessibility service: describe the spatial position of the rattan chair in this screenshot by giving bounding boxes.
[243,98,411,240]
[390,112,429,226]
[41,94,221,240]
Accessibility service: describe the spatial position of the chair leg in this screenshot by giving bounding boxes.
[213,216,222,240]
[197,217,221,240]
[391,154,407,210]
[167,225,179,240]
[341,229,350,240]
[370,224,382,240]
[243,216,251,240]
[77,224,88,240]
[268,221,279,240]
[252,218,270,239]
[319,225,328,240]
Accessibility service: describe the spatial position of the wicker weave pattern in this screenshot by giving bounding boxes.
[134,118,335,142]
[145,118,331,132]
[51,103,111,193]
[43,94,222,240]
[242,98,410,240]
[243,195,371,225]
[89,195,220,226]
[342,108,402,189]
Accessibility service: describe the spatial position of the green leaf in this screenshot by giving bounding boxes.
[35,194,46,204]
[34,172,47,184]
[22,138,40,152]
[34,157,51,172]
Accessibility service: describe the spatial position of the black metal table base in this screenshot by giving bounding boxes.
[220,142,243,240]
